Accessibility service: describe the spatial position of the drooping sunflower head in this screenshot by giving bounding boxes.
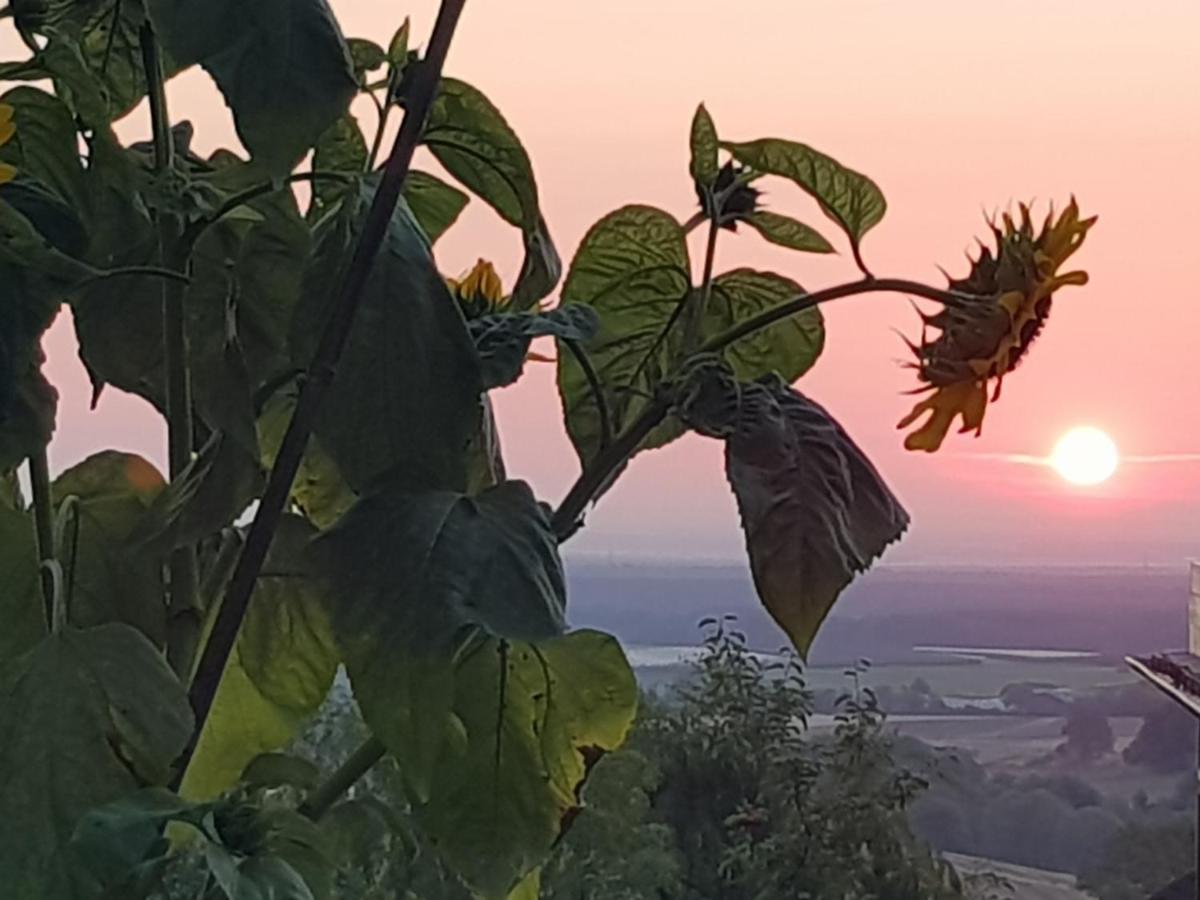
[0,104,17,185]
[899,199,1095,452]
[446,258,507,319]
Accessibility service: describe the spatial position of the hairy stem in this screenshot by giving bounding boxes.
[27,449,55,628]
[299,736,387,820]
[140,22,200,680]
[551,277,972,540]
[173,0,470,790]
[682,217,720,351]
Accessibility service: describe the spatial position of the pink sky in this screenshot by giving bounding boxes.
[10,1,1200,564]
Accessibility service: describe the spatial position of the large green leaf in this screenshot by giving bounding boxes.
[291,182,482,492]
[51,451,168,645]
[310,114,367,212]
[555,205,692,465]
[422,630,638,898]
[316,480,566,801]
[706,269,824,384]
[147,0,357,172]
[0,86,86,211]
[0,502,46,664]
[0,623,193,899]
[722,138,886,253]
[181,516,337,801]
[424,78,560,309]
[723,377,909,656]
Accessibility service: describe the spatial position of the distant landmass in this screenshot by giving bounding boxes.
[564,559,1189,666]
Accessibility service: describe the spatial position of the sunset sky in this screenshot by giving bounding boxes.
[10,1,1200,565]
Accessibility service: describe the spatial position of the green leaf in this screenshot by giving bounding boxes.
[706,269,824,383]
[181,516,337,801]
[257,382,356,529]
[689,103,719,188]
[147,0,357,172]
[386,18,411,68]
[346,38,386,80]
[132,431,263,554]
[741,210,834,254]
[0,502,46,664]
[0,346,58,472]
[424,78,560,309]
[51,451,168,645]
[316,480,566,801]
[722,137,886,252]
[0,86,86,211]
[724,377,909,656]
[555,205,692,465]
[403,170,469,245]
[240,753,320,791]
[422,631,638,898]
[0,624,193,899]
[311,115,367,211]
[290,181,482,492]
[470,306,598,391]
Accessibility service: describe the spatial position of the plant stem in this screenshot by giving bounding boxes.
[682,217,720,351]
[299,736,386,820]
[173,0,470,790]
[551,277,972,540]
[140,21,201,680]
[27,449,55,628]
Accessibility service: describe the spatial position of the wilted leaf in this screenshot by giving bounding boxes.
[422,631,637,898]
[706,269,824,383]
[466,396,507,494]
[181,516,336,801]
[722,138,886,253]
[556,205,692,465]
[0,624,193,900]
[291,181,482,492]
[316,480,566,802]
[470,305,598,390]
[147,0,357,172]
[724,377,909,656]
[689,103,719,189]
[425,78,559,309]
[51,451,168,645]
[404,170,469,245]
[741,210,834,254]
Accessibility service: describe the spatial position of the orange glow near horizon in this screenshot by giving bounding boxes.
[5,1,1199,565]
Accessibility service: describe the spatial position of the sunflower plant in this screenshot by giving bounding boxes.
[0,1,1091,898]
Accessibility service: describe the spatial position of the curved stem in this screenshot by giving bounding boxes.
[74,265,191,289]
[27,450,55,628]
[299,736,387,820]
[174,0,470,791]
[551,277,973,541]
[562,338,612,453]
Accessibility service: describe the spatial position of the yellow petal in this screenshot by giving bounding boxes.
[0,162,16,185]
[899,381,988,453]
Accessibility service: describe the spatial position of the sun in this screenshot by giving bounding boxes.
[1050,427,1119,486]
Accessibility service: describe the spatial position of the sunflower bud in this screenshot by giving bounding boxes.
[0,105,17,186]
[899,200,1095,452]
[446,258,507,318]
[695,161,760,230]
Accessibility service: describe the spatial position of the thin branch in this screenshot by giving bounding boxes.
[299,736,386,820]
[562,338,612,453]
[682,216,720,351]
[173,0,470,790]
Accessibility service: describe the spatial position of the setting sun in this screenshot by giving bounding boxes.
[1050,427,1120,486]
